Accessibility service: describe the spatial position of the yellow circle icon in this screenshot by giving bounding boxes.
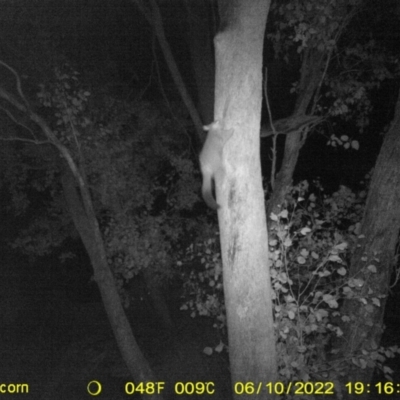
[87,381,102,396]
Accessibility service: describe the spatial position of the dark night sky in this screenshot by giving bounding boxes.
[1,0,398,192]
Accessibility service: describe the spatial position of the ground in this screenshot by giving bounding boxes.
[0,246,231,400]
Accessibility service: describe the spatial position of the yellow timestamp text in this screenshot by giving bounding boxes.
[125,381,166,395]
[174,381,215,395]
[124,381,215,396]
[346,382,400,395]
[234,381,335,396]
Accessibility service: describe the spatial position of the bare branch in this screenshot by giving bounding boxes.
[133,0,204,145]
[0,74,85,197]
[0,60,30,109]
[260,115,323,138]
[0,103,38,141]
[264,68,278,189]
[1,136,50,145]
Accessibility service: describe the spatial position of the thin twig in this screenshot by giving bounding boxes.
[264,68,278,189]
[0,60,30,109]
[0,104,38,141]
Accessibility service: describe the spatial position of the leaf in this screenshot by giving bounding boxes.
[278,272,288,283]
[328,299,339,308]
[367,264,377,273]
[319,269,331,278]
[364,305,374,314]
[351,140,360,150]
[353,278,364,288]
[270,213,278,221]
[334,242,348,251]
[323,294,338,308]
[323,294,333,302]
[297,345,307,353]
[279,209,289,219]
[300,248,309,257]
[383,366,393,377]
[372,298,380,307]
[335,327,344,337]
[328,254,342,262]
[297,256,306,264]
[203,347,213,356]
[215,342,224,353]
[283,237,292,247]
[300,227,311,235]
[337,267,347,276]
[311,251,319,259]
[314,309,328,321]
[314,291,323,299]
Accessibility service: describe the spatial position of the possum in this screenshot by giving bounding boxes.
[199,121,224,210]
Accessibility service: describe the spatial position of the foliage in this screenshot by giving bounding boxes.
[5,64,202,304]
[2,143,74,257]
[0,146,35,216]
[322,38,395,139]
[268,0,360,55]
[180,180,400,390]
[267,0,396,149]
[180,236,225,330]
[78,96,201,299]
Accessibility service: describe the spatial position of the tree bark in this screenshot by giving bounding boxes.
[267,1,362,217]
[335,90,400,396]
[0,64,163,397]
[135,0,205,147]
[267,48,325,217]
[213,1,277,397]
[61,169,163,398]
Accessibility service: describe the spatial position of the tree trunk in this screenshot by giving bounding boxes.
[267,48,324,217]
[335,90,400,396]
[0,62,163,397]
[61,169,163,399]
[266,1,362,217]
[135,0,205,147]
[213,1,277,397]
